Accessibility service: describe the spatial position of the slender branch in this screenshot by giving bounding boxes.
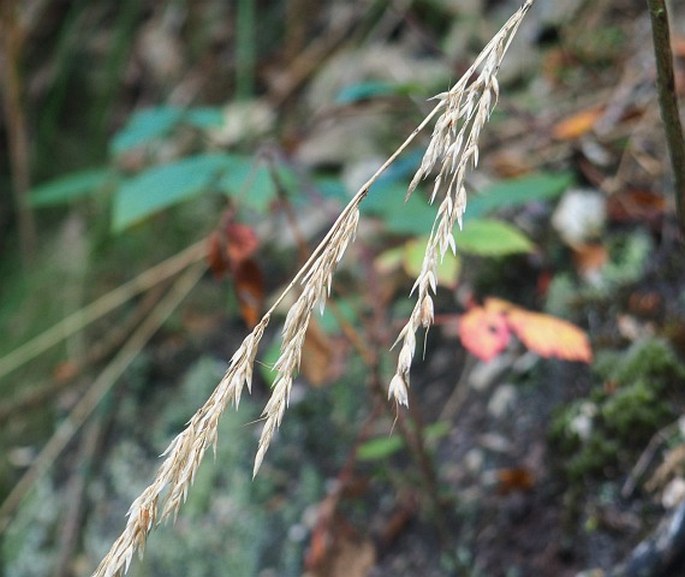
[647,0,685,235]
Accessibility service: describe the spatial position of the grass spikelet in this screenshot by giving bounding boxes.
[91,3,534,574]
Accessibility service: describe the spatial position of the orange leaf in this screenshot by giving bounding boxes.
[497,467,536,494]
[572,243,608,278]
[552,106,603,140]
[233,258,264,328]
[507,308,592,363]
[459,305,511,361]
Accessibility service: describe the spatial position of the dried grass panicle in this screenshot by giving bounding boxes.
[388,0,534,406]
[254,207,360,476]
[91,316,270,577]
[91,3,533,575]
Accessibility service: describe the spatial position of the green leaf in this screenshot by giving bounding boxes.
[217,155,277,212]
[110,106,184,154]
[403,238,461,287]
[335,81,418,104]
[112,153,230,231]
[357,435,404,461]
[467,172,573,218]
[357,421,449,462]
[185,107,225,129]
[30,168,112,206]
[313,176,348,202]
[457,219,534,256]
[425,421,450,442]
[362,181,436,235]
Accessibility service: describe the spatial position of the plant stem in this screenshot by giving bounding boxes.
[1,2,37,262]
[647,0,685,236]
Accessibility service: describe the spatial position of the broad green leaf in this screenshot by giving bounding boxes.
[467,172,573,218]
[358,435,404,461]
[217,155,276,212]
[30,168,112,206]
[112,153,230,231]
[403,237,461,287]
[457,219,534,256]
[363,181,436,235]
[110,106,184,154]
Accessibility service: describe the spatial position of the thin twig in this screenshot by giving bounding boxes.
[646,0,685,235]
[0,240,206,381]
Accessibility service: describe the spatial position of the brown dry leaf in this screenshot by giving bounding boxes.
[206,232,230,279]
[507,307,592,363]
[606,189,667,224]
[497,467,536,494]
[300,320,335,387]
[307,528,376,577]
[552,106,604,140]
[572,243,608,278]
[233,258,264,328]
[224,221,259,268]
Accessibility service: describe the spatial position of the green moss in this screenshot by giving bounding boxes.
[550,339,685,482]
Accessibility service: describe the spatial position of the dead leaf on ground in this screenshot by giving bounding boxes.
[606,189,667,224]
[307,529,376,577]
[497,467,536,494]
[572,243,608,279]
[551,106,604,140]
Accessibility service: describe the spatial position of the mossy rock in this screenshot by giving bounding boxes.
[550,339,685,481]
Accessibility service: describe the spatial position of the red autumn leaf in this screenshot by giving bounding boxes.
[206,232,230,278]
[206,212,260,279]
[459,304,512,362]
[233,258,264,328]
[224,222,259,267]
[458,298,592,363]
[507,307,592,363]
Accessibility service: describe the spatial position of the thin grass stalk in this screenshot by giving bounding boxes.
[90,3,534,575]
